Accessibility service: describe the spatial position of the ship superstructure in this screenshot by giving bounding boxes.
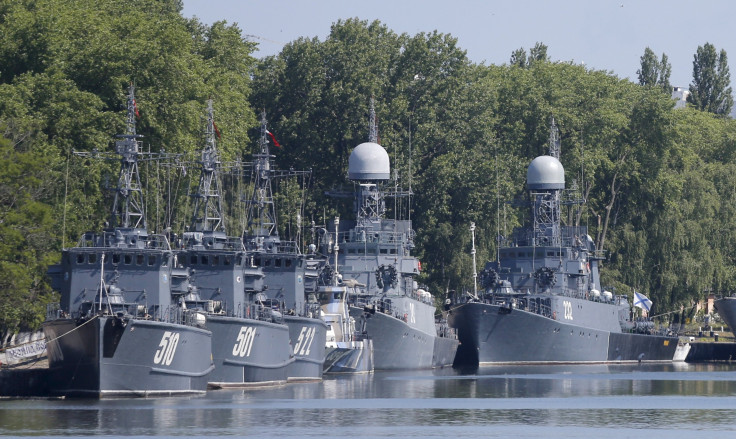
[242,112,327,381]
[43,85,213,396]
[319,104,458,370]
[177,100,293,387]
[449,120,678,365]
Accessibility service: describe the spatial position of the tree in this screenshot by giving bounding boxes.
[509,43,548,68]
[0,0,259,332]
[687,42,733,116]
[529,42,549,65]
[510,48,527,68]
[637,47,671,93]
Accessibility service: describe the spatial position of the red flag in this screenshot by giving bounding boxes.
[213,121,221,139]
[266,130,281,147]
[133,99,140,118]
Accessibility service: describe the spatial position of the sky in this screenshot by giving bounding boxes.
[182,0,735,90]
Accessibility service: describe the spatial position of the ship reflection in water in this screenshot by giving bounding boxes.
[2,363,736,438]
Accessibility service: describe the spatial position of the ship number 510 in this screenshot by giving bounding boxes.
[154,331,180,366]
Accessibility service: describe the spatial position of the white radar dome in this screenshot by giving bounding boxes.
[348,142,390,180]
[527,155,565,190]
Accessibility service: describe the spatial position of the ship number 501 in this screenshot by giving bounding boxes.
[233,326,257,357]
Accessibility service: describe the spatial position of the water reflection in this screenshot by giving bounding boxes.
[1,363,736,437]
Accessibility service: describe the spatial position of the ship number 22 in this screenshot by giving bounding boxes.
[154,331,180,366]
[562,301,573,320]
[233,326,257,357]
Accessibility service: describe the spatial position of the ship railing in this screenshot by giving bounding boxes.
[475,294,554,319]
[45,303,63,320]
[504,226,609,254]
[217,237,246,251]
[160,306,207,328]
[244,238,300,254]
[339,229,405,245]
[75,230,172,250]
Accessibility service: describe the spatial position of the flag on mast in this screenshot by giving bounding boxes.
[266,130,280,147]
[633,291,652,312]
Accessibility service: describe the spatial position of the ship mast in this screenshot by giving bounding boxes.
[548,117,561,159]
[355,98,387,223]
[246,111,279,237]
[529,119,563,247]
[110,83,146,229]
[190,99,225,233]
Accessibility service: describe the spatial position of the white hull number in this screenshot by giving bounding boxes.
[563,300,574,320]
[154,331,180,366]
[293,326,316,356]
[233,326,257,357]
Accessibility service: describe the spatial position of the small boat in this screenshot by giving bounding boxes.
[320,226,373,374]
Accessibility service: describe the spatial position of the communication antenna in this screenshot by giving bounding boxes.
[548,117,560,159]
[368,97,378,143]
[470,222,477,296]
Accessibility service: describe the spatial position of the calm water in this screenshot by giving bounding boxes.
[2,363,736,438]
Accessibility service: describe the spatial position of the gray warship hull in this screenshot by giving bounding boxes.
[43,316,213,397]
[284,315,328,382]
[323,339,374,374]
[349,306,458,370]
[450,301,678,365]
[714,297,736,337]
[206,315,293,388]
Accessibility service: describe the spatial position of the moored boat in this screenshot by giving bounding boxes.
[714,296,736,338]
[319,105,458,370]
[449,120,679,366]
[43,85,213,396]
[320,225,374,374]
[177,101,293,388]
[242,112,327,382]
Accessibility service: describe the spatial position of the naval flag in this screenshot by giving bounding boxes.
[633,291,652,312]
[266,130,281,147]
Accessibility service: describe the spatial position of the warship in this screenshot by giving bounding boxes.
[319,106,458,370]
[43,85,214,396]
[449,120,679,366]
[176,101,293,388]
[714,296,736,338]
[242,112,327,382]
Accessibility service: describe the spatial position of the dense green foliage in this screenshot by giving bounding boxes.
[637,47,671,93]
[688,43,734,116]
[1,4,736,335]
[0,0,257,335]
